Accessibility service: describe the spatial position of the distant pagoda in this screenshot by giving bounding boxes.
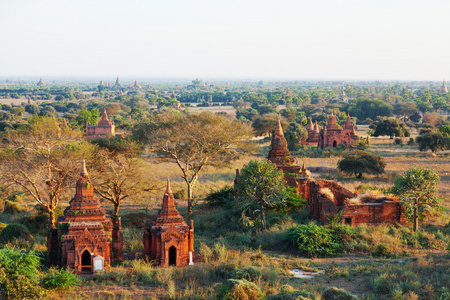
[440,79,448,94]
[37,78,46,86]
[114,76,122,87]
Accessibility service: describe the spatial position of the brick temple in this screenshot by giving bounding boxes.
[48,161,123,273]
[143,180,194,267]
[86,109,122,140]
[306,113,358,149]
[237,121,406,227]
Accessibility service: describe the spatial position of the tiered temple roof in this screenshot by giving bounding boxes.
[37,78,46,86]
[441,79,448,94]
[267,120,299,173]
[154,179,186,226]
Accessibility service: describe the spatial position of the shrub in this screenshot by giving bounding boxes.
[173,189,187,200]
[205,185,235,207]
[230,266,262,282]
[322,287,358,300]
[266,285,315,300]
[0,223,6,235]
[216,279,264,300]
[394,138,403,145]
[407,138,415,145]
[287,223,342,257]
[373,243,391,257]
[0,223,33,244]
[0,248,46,299]
[41,268,80,289]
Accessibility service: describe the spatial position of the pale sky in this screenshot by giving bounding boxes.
[0,0,449,80]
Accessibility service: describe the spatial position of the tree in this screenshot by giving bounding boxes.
[90,138,155,224]
[234,160,286,231]
[415,131,450,154]
[372,118,410,139]
[76,108,100,126]
[0,117,94,227]
[284,122,308,151]
[133,111,253,215]
[391,168,440,231]
[337,150,385,178]
[252,114,288,138]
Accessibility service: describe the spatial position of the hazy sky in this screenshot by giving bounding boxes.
[0,0,449,80]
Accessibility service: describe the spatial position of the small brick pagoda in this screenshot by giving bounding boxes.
[305,117,320,146]
[318,113,358,149]
[86,109,118,140]
[48,161,122,273]
[143,180,194,267]
[268,120,300,174]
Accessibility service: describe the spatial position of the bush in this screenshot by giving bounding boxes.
[216,279,264,300]
[394,138,403,145]
[322,287,358,300]
[0,223,33,244]
[407,138,415,145]
[3,192,26,214]
[287,223,342,257]
[373,244,391,257]
[41,268,80,289]
[0,223,6,235]
[205,185,234,207]
[173,189,187,200]
[230,266,262,282]
[0,248,46,299]
[266,285,315,300]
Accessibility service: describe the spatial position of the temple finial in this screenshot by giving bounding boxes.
[275,119,283,136]
[81,160,88,175]
[165,178,172,194]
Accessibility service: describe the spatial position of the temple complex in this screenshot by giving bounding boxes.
[237,121,406,227]
[48,161,122,273]
[317,113,358,149]
[37,78,46,86]
[440,79,448,94]
[134,80,142,90]
[114,76,122,87]
[143,180,194,267]
[85,109,120,139]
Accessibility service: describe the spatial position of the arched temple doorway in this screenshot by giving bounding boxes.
[169,246,176,266]
[81,250,91,272]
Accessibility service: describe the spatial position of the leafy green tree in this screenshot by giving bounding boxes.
[344,98,393,121]
[234,160,286,230]
[372,118,410,139]
[439,125,450,137]
[284,122,308,151]
[337,150,385,178]
[76,108,101,126]
[415,131,450,154]
[391,168,440,231]
[133,112,253,215]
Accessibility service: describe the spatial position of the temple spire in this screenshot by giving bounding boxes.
[165,178,172,195]
[81,160,88,175]
[275,119,284,136]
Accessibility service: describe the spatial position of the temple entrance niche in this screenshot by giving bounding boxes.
[332,140,337,148]
[81,250,91,271]
[169,246,176,266]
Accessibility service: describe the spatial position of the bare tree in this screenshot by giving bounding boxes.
[0,117,95,227]
[133,112,253,215]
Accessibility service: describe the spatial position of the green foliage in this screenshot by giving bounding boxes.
[41,268,80,289]
[337,150,385,178]
[234,160,287,230]
[372,118,410,138]
[344,98,393,121]
[230,266,261,282]
[0,223,33,244]
[205,185,235,207]
[173,189,187,200]
[287,223,342,257]
[415,131,450,153]
[373,244,391,257]
[391,168,441,231]
[0,248,46,299]
[322,287,358,300]
[216,279,264,300]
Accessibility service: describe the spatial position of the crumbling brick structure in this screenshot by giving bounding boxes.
[143,180,194,267]
[48,161,122,273]
[304,178,406,226]
[250,121,406,227]
[305,117,320,146]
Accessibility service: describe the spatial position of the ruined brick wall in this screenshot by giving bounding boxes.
[342,202,407,226]
[300,177,405,226]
